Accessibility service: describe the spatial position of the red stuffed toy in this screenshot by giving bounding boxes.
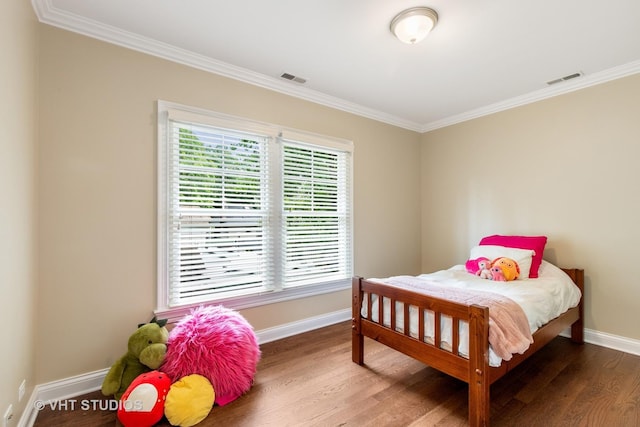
[117,370,171,427]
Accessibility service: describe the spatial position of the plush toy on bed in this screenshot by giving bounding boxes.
[465,257,489,275]
[466,257,494,279]
[161,305,261,407]
[101,317,169,400]
[492,257,520,281]
[467,256,520,281]
[477,258,494,280]
[490,266,506,281]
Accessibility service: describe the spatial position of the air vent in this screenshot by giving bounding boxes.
[280,73,307,84]
[546,71,583,86]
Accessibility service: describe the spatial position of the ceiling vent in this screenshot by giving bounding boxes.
[281,73,307,84]
[546,71,583,86]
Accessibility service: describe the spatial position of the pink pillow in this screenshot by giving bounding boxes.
[479,235,547,278]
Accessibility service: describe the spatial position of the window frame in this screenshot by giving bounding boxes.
[156,101,353,321]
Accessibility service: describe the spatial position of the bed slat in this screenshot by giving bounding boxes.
[452,317,460,357]
[433,311,439,348]
[403,303,410,336]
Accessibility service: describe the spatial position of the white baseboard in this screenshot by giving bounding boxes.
[561,327,640,356]
[18,368,109,427]
[19,308,351,427]
[255,308,351,344]
[21,311,640,427]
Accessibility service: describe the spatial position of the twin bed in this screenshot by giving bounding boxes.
[351,240,584,427]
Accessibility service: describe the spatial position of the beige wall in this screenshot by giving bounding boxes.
[36,25,422,383]
[0,0,38,417]
[421,73,640,340]
[27,10,640,391]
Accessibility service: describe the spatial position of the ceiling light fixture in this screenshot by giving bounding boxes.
[390,7,438,44]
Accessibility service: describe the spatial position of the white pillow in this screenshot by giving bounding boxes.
[537,260,568,279]
[469,245,535,279]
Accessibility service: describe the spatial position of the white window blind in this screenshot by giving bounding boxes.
[158,102,353,312]
[166,120,271,306]
[281,141,352,287]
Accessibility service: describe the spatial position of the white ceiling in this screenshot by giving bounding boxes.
[33,0,640,132]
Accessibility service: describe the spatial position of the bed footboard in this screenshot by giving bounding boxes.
[351,268,584,427]
[352,276,492,425]
[352,276,491,376]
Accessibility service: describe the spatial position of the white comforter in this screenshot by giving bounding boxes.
[364,260,582,367]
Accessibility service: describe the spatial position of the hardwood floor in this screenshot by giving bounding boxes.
[34,321,640,426]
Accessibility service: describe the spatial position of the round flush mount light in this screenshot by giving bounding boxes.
[390,7,438,44]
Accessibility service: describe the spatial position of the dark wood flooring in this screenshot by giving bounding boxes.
[34,321,640,426]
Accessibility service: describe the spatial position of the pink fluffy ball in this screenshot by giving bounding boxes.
[161,305,260,406]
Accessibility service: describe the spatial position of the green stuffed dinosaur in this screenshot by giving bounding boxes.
[101,316,169,400]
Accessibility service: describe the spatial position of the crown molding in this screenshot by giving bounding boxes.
[31,0,424,132]
[421,59,640,132]
[32,0,640,134]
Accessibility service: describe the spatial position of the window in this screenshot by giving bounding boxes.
[157,101,353,316]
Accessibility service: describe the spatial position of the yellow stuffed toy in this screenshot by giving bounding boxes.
[491,257,520,281]
[164,374,215,427]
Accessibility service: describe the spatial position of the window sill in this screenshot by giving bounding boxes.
[155,278,351,324]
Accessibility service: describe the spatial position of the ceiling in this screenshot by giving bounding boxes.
[33,0,640,132]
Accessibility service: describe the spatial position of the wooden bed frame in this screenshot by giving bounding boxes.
[351,268,584,427]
